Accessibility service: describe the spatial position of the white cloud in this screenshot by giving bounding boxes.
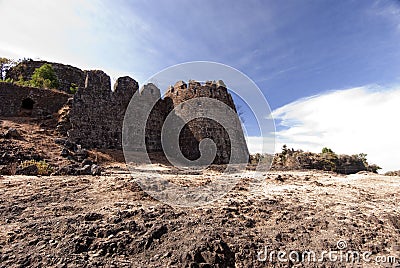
[268,85,400,173]
[0,0,92,66]
[0,0,152,80]
[245,136,275,155]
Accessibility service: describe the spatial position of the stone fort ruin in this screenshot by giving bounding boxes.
[1,60,249,164]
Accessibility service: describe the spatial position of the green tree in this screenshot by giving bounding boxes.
[356,153,368,165]
[367,164,381,173]
[320,147,338,171]
[322,147,334,154]
[30,63,59,89]
[354,153,381,173]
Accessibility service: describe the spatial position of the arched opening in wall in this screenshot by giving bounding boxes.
[21,98,35,110]
[20,98,35,116]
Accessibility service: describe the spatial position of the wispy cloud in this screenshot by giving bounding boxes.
[256,65,298,83]
[269,85,400,172]
[371,0,400,33]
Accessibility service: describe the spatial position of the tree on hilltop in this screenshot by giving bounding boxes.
[322,147,334,154]
[30,63,59,89]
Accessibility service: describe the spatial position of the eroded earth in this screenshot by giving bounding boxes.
[1,169,399,267]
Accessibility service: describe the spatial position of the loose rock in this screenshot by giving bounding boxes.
[16,164,38,176]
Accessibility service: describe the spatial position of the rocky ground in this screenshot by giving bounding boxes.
[1,117,400,267]
[0,169,399,267]
[0,117,105,176]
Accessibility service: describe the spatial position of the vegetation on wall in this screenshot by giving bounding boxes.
[29,63,60,89]
[0,58,60,90]
[69,83,78,94]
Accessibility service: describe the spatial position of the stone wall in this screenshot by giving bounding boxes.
[0,82,70,117]
[143,84,168,152]
[164,80,248,164]
[67,71,138,149]
[165,80,236,110]
[1,59,249,164]
[6,60,85,93]
[67,77,248,164]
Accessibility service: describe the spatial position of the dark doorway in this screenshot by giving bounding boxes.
[21,98,35,110]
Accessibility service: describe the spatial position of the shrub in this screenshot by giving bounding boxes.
[15,75,30,87]
[322,147,334,154]
[282,144,288,155]
[0,77,12,83]
[367,164,381,173]
[21,160,54,175]
[69,83,78,94]
[30,64,59,89]
[385,170,400,176]
[319,147,338,171]
[355,153,368,165]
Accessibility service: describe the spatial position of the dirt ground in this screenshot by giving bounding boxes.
[1,117,400,267]
[1,169,399,267]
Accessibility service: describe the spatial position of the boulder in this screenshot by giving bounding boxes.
[76,165,92,175]
[74,146,88,162]
[53,164,79,176]
[55,138,77,151]
[81,159,93,167]
[91,164,102,176]
[16,164,38,176]
[53,163,101,176]
[4,128,21,139]
[0,163,17,175]
[60,148,70,157]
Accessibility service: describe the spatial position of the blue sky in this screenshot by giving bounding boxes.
[1,0,400,171]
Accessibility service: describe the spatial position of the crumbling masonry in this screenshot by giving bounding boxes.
[1,61,249,164]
